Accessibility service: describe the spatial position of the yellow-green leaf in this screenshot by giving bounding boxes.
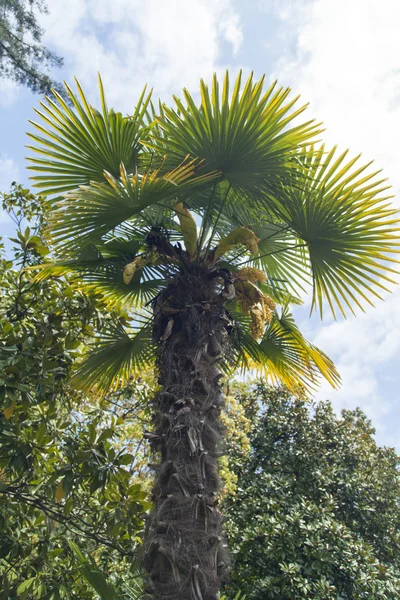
[123,256,149,285]
[175,202,198,257]
[55,479,65,502]
[3,399,16,420]
[214,227,258,261]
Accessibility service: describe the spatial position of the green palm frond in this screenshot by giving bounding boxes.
[231,306,340,393]
[109,209,183,243]
[250,222,310,292]
[31,239,170,309]
[217,214,310,296]
[45,159,216,249]
[122,580,145,600]
[228,310,265,373]
[71,322,155,394]
[196,186,310,294]
[27,75,152,195]
[272,145,400,317]
[257,280,303,307]
[34,258,168,310]
[145,70,321,193]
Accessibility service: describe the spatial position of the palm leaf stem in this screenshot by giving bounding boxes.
[238,243,308,266]
[204,184,232,258]
[197,180,220,255]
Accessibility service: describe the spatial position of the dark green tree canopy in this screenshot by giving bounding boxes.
[0,0,64,95]
[0,186,151,599]
[224,384,400,600]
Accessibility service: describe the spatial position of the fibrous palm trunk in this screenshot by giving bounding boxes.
[143,269,231,600]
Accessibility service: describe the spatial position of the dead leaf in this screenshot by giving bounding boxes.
[160,318,174,341]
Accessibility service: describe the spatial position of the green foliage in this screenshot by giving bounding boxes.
[274,145,399,318]
[1,187,255,599]
[0,0,65,96]
[0,186,151,599]
[223,383,400,599]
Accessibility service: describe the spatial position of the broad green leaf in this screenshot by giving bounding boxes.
[68,540,116,600]
[17,577,36,595]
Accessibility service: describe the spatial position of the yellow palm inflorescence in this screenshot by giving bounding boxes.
[233,270,276,339]
[234,266,267,283]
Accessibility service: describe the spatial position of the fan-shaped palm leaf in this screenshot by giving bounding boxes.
[71,322,155,395]
[215,210,311,296]
[269,145,400,317]
[145,71,321,195]
[27,75,152,195]
[230,306,339,392]
[45,159,217,250]
[35,258,168,310]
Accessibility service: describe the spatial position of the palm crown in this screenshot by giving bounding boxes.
[28,72,399,395]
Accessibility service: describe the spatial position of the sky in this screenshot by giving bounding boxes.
[1,0,399,449]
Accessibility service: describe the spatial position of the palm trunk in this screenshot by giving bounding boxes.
[143,269,231,600]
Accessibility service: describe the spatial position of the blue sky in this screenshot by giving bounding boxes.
[1,0,399,449]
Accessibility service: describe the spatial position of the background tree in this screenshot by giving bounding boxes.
[26,72,399,600]
[223,383,400,600]
[0,0,65,96]
[0,185,151,599]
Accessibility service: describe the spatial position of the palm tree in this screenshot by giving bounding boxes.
[28,72,399,600]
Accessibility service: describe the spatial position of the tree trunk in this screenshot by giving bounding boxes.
[143,269,231,600]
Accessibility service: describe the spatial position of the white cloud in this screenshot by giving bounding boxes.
[310,288,400,427]
[274,0,400,203]
[39,0,243,110]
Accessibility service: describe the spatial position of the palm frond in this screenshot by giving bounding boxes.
[257,280,303,307]
[122,580,145,600]
[250,223,309,291]
[145,71,321,194]
[35,258,168,310]
[31,238,171,310]
[231,306,340,393]
[27,75,152,195]
[270,145,400,317]
[71,322,155,394]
